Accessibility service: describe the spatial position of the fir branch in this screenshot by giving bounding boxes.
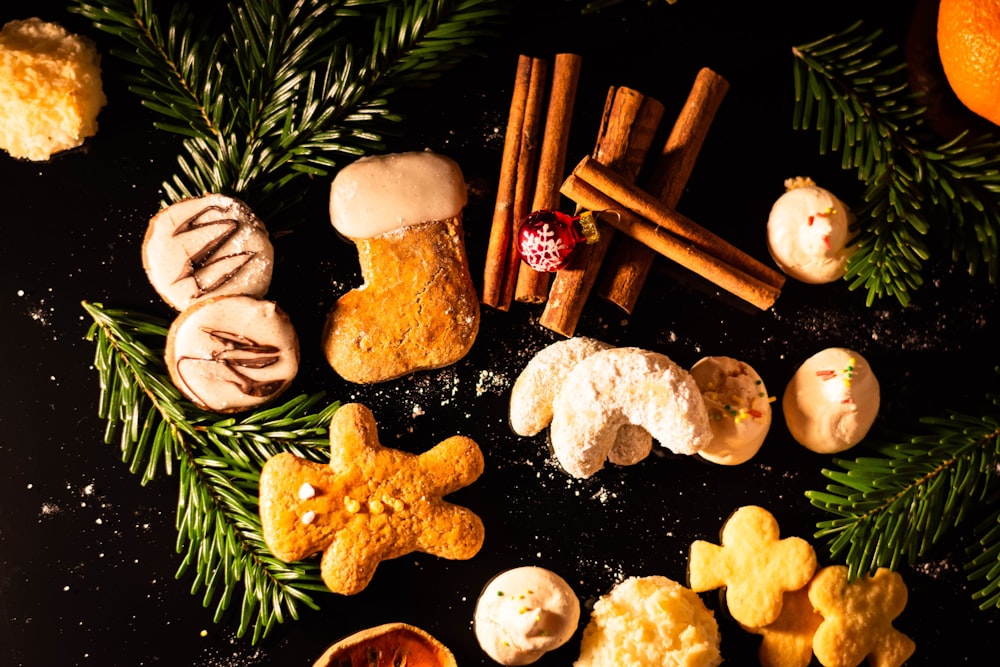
[76,0,227,139]
[72,0,506,640]
[368,0,510,93]
[967,507,1000,609]
[70,0,507,222]
[82,301,339,642]
[805,398,1000,609]
[792,21,1000,307]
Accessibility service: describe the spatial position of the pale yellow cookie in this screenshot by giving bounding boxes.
[808,566,915,667]
[745,586,823,667]
[575,575,721,667]
[688,505,817,628]
[0,18,106,160]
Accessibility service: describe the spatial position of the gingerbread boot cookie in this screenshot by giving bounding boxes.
[258,402,485,595]
[322,151,480,383]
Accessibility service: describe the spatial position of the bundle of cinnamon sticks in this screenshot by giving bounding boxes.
[482,53,583,310]
[482,58,785,335]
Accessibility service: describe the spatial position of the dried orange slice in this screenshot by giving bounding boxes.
[312,623,458,667]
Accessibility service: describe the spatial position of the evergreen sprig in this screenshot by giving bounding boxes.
[73,0,506,638]
[792,21,1000,307]
[83,301,340,641]
[806,394,1000,609]
[70,0,506,222]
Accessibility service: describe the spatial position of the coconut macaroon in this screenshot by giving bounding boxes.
[766,177,854,284]
[0,18,106,160]
[782,347,880,454]
[142,194,275,311]
[322,150,480,383]
[575,576,722,667]
[165,295,299,413]
[690,356,773,465]
[474,566,580,666]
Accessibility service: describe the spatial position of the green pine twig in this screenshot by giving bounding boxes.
[70,0,507,222]
[83,301,339,641]
[967,508,1000,609]
[792,21,1000,307]
[805,395,1000,609]
[73,0,507,641]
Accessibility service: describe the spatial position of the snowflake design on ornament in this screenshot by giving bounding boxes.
[520,221,569,272]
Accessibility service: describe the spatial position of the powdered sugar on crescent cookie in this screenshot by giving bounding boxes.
[550,347,711,478]
[509,338,655,471]
[509,337,614,437]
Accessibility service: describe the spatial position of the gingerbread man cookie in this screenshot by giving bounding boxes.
[258,402,485,595]
[808,566,915,667]
[688,505,816,628]
[746,586,823,667]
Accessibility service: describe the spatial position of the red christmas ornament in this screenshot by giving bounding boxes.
[517,209,600,272]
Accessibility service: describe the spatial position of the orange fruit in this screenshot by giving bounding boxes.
[937,0,1000,125]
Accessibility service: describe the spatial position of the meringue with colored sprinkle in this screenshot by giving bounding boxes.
[474,566,580,665]
[766,177,854,284]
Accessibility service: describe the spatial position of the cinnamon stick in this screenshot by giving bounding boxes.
[482,55,532,309]
[516,53,583,304]
[539,86,664,336]
[572,154,786,290]
[561,174,781,310]
[598,67,731,313]
[501,57,550,308]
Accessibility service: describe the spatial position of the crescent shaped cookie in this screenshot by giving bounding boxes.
[509,336,614,437]
[550,347,712,478]
[509,337,654,468]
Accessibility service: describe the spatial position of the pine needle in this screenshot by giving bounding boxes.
[792,21,1000,307]
[70,0,507,224]
[83,301,339,641]
[805,391,1000,609]
[73,0,505,639]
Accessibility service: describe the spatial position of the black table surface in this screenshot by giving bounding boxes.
[2,0,998,665]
